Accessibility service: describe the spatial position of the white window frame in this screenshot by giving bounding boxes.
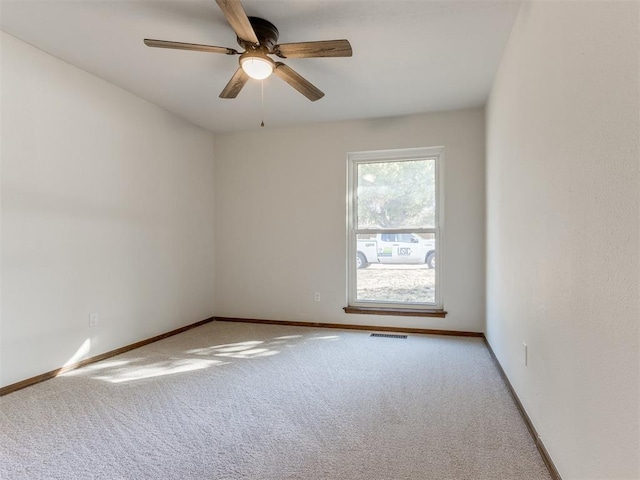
[347,146,445,311]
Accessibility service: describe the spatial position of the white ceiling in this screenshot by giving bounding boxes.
[0,0,521,133]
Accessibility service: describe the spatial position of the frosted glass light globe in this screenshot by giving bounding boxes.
[241,56,274,80]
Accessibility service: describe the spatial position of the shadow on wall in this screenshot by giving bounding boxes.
[60,333,341,384]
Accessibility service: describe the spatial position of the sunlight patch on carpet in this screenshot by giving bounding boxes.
[92,358,225,383]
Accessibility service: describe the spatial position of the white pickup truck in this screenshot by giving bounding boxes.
[356,233,436,269]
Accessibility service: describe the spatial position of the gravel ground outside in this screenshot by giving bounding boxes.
[356,264,436,304]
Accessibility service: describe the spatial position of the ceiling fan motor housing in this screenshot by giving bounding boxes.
[237,17,279,51]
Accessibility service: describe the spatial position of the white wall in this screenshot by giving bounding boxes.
[486,1,639,479]
[214,108,485,332]
[0,33,216,388]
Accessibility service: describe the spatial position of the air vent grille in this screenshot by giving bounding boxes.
[370,333,408,339]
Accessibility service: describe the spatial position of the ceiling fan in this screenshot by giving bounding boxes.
[144,0,352,102]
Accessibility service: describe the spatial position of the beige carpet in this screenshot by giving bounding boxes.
[0,321,551,479]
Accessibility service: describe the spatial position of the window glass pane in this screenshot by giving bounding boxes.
[356,232,436,304]
[357,159,436,229]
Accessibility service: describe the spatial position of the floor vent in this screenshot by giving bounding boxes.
[370,333,408,339]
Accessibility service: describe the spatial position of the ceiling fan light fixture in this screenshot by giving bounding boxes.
[240,54,274,80]
[145,0,351,101]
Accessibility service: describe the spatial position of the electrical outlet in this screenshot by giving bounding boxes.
[89,313,99,328]
[522,342,528,367]
[314,292,321,302]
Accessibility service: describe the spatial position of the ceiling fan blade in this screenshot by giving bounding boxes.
[273,40,352,59]
[273,62,324,102]
[144,39,238,55]
[215,0,259,45]
[220,67,250,99]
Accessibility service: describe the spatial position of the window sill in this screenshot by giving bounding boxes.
[343,306,447,318]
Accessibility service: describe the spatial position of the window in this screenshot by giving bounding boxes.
[347,147,444,313]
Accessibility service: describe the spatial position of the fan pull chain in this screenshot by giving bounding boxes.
[260,80,265,128]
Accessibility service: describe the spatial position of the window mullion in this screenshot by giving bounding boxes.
[355,228,437,235]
